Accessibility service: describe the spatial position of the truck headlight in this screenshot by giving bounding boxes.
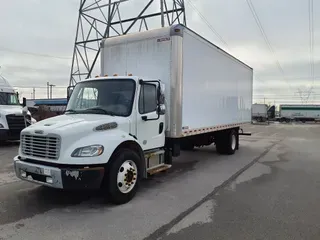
[71,145,104,157]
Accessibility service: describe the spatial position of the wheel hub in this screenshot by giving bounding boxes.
[117,160,138,193]
[231,134,236,150]
[125,169,135,184]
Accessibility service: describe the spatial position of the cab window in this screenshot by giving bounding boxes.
[139,84,157,114]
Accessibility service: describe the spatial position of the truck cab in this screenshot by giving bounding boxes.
[0,75,34,141]
[14,76,167,204]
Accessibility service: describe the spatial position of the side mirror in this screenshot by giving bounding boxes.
[157,105,166,115]
[22,106,28,116]
[67,86,74,102]
[157,83,165,105]
[22,97,26,107]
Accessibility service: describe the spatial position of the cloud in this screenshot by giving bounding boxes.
[0,0,319,103]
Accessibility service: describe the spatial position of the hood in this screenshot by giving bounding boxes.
[0,105,26,116]
[24,113,129,136]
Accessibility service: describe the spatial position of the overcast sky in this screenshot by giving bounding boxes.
[0,0,319,105]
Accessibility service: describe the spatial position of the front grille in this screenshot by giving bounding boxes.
[21,134,60,160]
[6,114,31,131]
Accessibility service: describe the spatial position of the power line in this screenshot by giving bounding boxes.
[306,0,315,103]
[0,46,72,60]
[309,0,314,85]
[245,0,292,91]
[187,0,271,93]
[258,76,320,81]
[186,0,229,49]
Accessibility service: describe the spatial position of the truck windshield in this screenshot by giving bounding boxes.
[0,92,20,105]
[66,79,135,117]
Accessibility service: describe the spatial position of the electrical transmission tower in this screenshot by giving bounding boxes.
[69,0,186,86]
[296,87,315,104]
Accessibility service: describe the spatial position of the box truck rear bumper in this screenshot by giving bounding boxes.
[14,156,105,189]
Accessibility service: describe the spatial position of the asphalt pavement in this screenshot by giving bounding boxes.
[153,123,320,240]
[1,123,319,239]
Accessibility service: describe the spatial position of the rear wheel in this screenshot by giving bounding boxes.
[215,129,237,155]
[105,149,141,205]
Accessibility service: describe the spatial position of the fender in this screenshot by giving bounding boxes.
[59,128,144,166]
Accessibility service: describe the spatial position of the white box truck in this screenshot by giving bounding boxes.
[252,103,268,122]
[279,104,320,123]
[0,75,34,142]
[14,24,253,204]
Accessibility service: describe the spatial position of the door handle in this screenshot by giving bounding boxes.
[159,122,164,134]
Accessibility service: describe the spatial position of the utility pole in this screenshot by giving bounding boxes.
[47,82,49,99]
[49,84,55,99]
[33,87,35,99]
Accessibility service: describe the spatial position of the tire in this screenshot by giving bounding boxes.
[225,130,237,155]
[215,140,227,154]
[215,129,237,155]
[105,149,141,205]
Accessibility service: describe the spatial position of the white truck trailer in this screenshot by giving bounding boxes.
[14,24,253,204]
[252,103,268,122]
[279,104,320,123]
[0,75,33,141]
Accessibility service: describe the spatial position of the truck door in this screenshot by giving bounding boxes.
[136,82,165,151]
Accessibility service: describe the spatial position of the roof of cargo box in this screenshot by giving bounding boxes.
[101,24,252,70]
[280,104,320,106]
[280,105,320,111]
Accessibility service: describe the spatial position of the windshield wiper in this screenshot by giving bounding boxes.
[65,109,78,114]
[84,107,115,116]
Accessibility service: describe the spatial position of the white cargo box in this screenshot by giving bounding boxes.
[252,104,268,117]
[280,105,320,119]
[101,24,253,138]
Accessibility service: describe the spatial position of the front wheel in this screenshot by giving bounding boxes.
[105,149,141,205]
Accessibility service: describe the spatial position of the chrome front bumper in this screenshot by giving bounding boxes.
[14,156,105,189]
[14,156,63,188]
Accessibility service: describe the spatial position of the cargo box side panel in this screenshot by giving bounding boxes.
[280,105,320,118]
[101,33,173,125]
[252,104,268,116]
[181,29,252,132]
